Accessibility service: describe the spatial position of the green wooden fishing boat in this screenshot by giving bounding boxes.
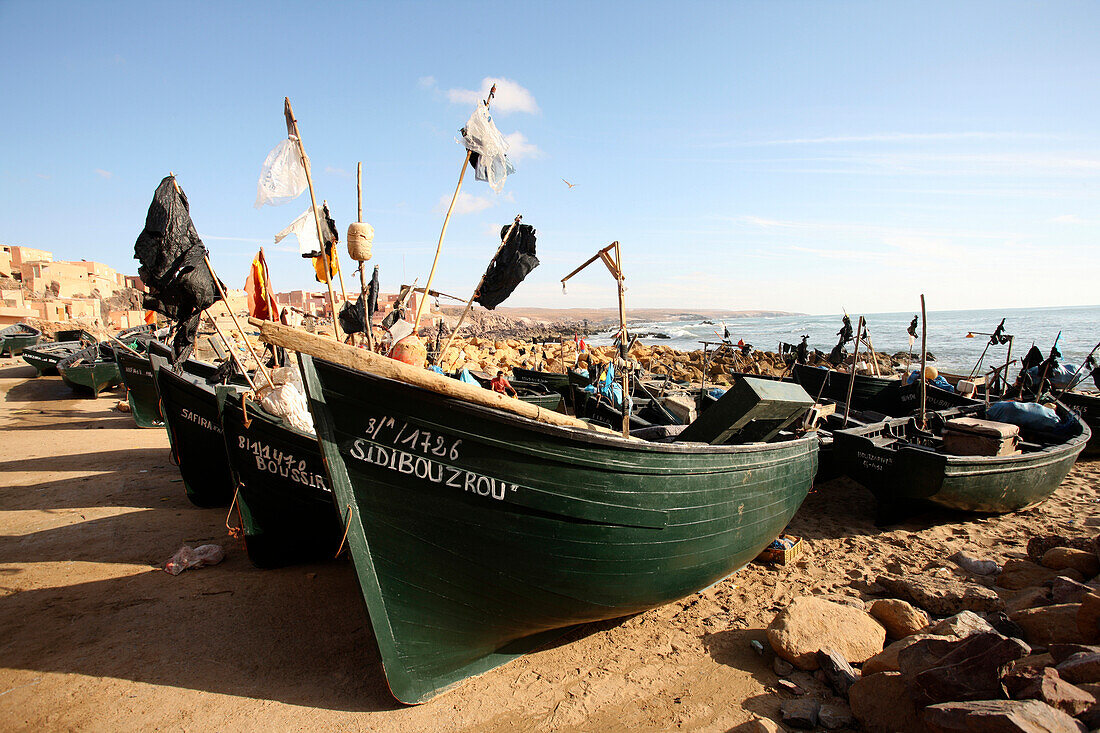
[55,328,96,343]
[298,355,818,703]
[889,379,983,416]
[218,389,341,568]
[511,366,571,393]
[151,353,242,508]
[57,343,122,397]
[22,341,85,376]
[833,404,1089,513]
[793,363,899,411]
[112,342,164,428]
[1,323,42,357]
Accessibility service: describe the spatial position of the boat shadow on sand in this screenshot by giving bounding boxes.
[2,365,123,404]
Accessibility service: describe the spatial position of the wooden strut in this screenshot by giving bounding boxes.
[284,97,340,339]
[919,295,928,428]
[324,199,351,323]
[438,214,522,368]
[412,84,497,335]
[842,316,864,428]
[204,311,257,391]
[561,241,631,438]
[248,318,628,438]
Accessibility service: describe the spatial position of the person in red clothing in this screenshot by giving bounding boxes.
[489,370,518,397]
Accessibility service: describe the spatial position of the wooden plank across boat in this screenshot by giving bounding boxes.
[22,341,86,376]
[57,343,122,397]
[792,363,899,412]
[217,389,341,568]
[112,342,164,428]
[1,323,42,357]
[833,403,1089,514]
[150,353,241,508]
[297,352,818,703]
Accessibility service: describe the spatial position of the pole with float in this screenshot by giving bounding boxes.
[347,161,376,351]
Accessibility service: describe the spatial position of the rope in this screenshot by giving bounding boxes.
[334,503,353,558]
[225,483,245,540]
[241,391,254,429]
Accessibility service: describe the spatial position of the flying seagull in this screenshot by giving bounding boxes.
[562,178,576,189]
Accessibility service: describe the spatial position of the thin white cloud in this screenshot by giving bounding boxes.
[447,77,539,115]
[325,166,352,179]
[436,192,496,215]
[503,131,543,162]
[94,169,113,179]
[418,76,436,89]
[1051,214,1090,224]
[728,132,1055,147]
[35,173,50,180]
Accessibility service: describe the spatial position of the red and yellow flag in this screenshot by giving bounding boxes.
[244,248,280,321]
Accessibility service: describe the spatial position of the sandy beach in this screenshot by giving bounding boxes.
[1,356,1098,731]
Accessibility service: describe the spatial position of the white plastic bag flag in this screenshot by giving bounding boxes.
[459,104,515,193]
[255,137,308,208]
[274,206,324,257]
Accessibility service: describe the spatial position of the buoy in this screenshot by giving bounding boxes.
[390,334,426,368]
[347,222,374,262]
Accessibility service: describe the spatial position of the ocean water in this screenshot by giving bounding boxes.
[591,305,1100,383]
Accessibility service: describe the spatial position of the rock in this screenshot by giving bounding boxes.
[1006,587,1054,614]
[1011,604,1085,647]
[773,656,794,677]
[816,647,859,696]
[1051,576,1093,604]
[779,698,819,730]
[1028,534,1094,561]
[1042,547,1100,579]
[765,597,886,670]
[787,670,831,697]
[1057,652,1100,684]
[848,673,924,733]
[998,559,1084,591]
[1049,644,1100,665]
[877,574,1005,616]
[745,718,786,733]
[1077,591,1100,643]
[926,610,997,639]
[950,551,1002,576]
[863,634,952,675]
[988,611,1027,640]
[869,598,931,639]
[777,679,804,695]
[1009,653,1056,673]
[922,699,1084,733]
[1010,666,1095,717]
[116,399,131,413]
[897,632,1030,707]
[816,699,853,730]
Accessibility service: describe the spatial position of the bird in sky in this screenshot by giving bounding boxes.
[562,178,576,189]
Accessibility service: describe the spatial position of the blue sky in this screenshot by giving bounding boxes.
[1,1,1097,314]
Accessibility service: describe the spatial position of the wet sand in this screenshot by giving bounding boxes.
[1,359,1097,731]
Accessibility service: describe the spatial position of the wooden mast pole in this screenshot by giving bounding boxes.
[613,242,630,438]
[203,255,275,389]
[919,295,928,428]
[438,214,521,368]
[412,84,497,336]
[204,312,257,390]
[283,97,340,339]
[356,162,375,352]
[842,316,864,427]
[324,198,351,323]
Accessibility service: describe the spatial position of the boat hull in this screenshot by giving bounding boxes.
[793,364,898,411]
[889,380,983,416]
[511,367,571,393]
[151,355,238,508]
[833,412,1089,513]
[1,333,41,357]
[113,346,164,428]
[1061,391,1100,456]
[58,361,121,397]
[300,355,818,703]
[218,392,341,568]
[22,341,83,376]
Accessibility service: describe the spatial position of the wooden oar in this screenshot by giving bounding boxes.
[249,318,627,437]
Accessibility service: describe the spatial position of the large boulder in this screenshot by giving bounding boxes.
[1042,548,1100,579]
[925,611,998,639]
[1057,652,1100,685]
[877,575,1004,616]
[897,632,1031,707]
[847,672,924,733]
[1010,605,1085,647]
[1028,534,1094,561]
[869,598,931,639]
[1007,666,1095,717]
[998,559,1084,591]
[1077,591,1100,643]
[766,596,886,670]
[864,634,954,675]
[921,699,1084,733]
